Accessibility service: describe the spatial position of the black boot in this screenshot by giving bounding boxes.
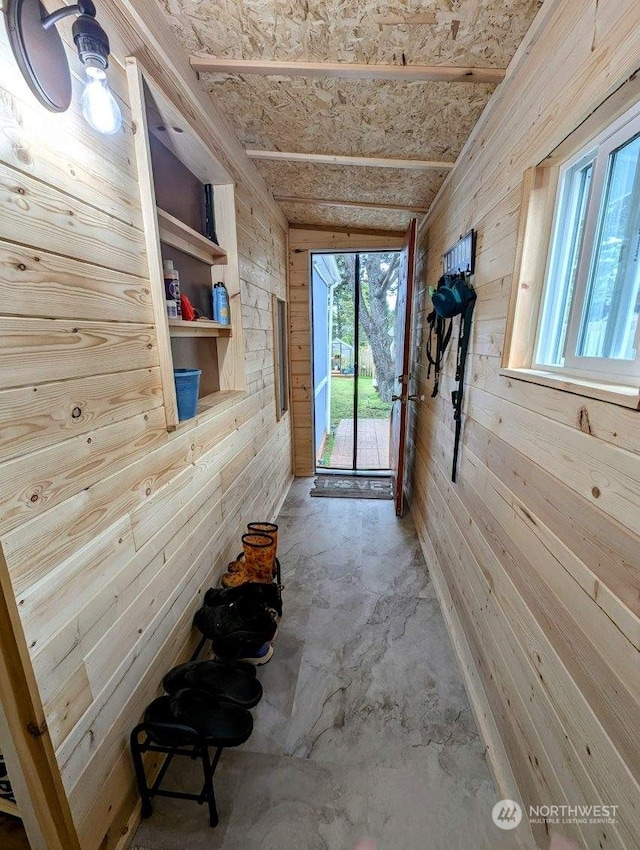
[203,581,282,618]
[194,597,277,662]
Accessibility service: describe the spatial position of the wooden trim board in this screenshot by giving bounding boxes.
[190,57,507,84]
[0,548,81,850]
[0,797,20,817]
[126,58,180,430]
[247,150,455,170]
[289,223,405,238]
[500,368,640,409]
[274,196,429,214]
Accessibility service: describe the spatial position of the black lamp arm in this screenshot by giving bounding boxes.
[42,1,96,31]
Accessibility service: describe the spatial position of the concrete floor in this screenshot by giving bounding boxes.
[132,479,515,850]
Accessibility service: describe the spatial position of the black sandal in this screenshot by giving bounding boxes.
[144,689,253,748]
[163,659,263,709]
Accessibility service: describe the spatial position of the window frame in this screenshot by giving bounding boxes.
[533,149,595,371]
[273,295,289,420]
[533,104,640,381]
[502,78,640,410]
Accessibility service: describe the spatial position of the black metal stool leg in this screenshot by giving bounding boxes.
[191,634,209,661]
[130,726,153,819]
[274,556,282,586]
[200,745,218,827]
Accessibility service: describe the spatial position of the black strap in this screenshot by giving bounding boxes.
[425,311,453,399]
[451,292,476,482]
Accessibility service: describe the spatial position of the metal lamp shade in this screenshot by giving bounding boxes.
[6,0,72,112]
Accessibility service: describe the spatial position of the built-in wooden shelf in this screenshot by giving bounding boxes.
[168,318,232,337]
[128,58,245,431]
[157,207,228,265]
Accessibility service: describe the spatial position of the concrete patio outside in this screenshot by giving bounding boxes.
[328,417,390,470]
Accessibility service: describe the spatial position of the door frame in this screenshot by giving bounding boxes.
[310,248,402,474]
[390,219,418,515]
[288,226,405,478]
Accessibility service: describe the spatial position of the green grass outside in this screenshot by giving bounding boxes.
[319,376,391,466]
[329,375,391,425]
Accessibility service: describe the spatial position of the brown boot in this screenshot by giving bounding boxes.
[221,533,274,587]
[220,570,245,588]
[221,550,251,587]
[247,522,278,577]
[242,532,276,583]
[227,523,277,575]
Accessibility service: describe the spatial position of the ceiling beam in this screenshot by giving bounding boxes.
[274,196,428,214]
[190,57,506,85]
[246,150,455,170]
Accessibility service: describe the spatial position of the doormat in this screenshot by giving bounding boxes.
[310,475,394,500]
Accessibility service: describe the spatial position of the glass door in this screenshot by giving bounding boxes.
[313,250,399,472]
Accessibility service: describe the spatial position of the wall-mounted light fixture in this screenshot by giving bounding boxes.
[7,0,122,134]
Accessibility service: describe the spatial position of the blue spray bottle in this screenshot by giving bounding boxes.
[213,281,230,324]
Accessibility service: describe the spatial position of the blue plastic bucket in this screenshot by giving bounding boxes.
[174,368,201,421]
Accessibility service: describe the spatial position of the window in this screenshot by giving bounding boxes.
[534,103,640,381]
[273,296,289,419]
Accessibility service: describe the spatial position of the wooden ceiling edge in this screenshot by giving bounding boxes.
[419,0,562,236]
[288,222,406,238]
[190,57,506,84]
[275,195,428,213]
[501,0,565,85]
[248,151,455,170]
[111,1,288,233]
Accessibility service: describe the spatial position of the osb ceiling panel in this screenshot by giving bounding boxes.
[254,161,447,208]
[157,0,544,229]
[159,0,543,66]
[198,79,493,160]
[281,202,411,233]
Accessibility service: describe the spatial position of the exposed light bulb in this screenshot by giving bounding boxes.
[81,66,122,135]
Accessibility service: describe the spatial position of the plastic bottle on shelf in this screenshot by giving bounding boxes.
[163,259,182,318]
[212,282,220,321]
[213,281,231,325]
[219,282,230,324]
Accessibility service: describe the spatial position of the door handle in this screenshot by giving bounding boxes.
[392,394,424,403]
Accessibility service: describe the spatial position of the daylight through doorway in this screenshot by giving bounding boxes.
[311,250,400,472]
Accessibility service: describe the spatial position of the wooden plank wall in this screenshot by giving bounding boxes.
[411,1,640,848]
[0,3,292,848]
[288,226,404,475]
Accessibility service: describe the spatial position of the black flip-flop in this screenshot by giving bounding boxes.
[170,689,253,746]
[143,689,253,748]
[143,695,199,747]
[163,660,263,709]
